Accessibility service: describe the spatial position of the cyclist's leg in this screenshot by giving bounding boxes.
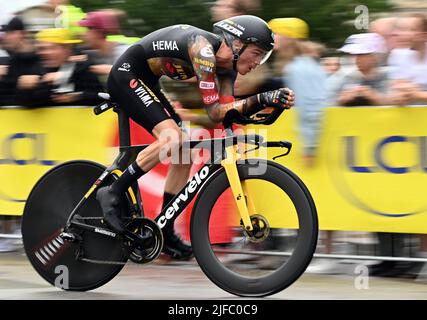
[159,163,193,259]
[150,86,193,259]
[97,46,184,233]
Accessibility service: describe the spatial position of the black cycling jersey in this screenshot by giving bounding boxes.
[137,25,222,79]
[107,25,235,133]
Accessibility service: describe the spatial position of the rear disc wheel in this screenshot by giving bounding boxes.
[22,161,129,291]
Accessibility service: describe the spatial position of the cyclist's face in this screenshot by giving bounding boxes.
[236,44,267,75]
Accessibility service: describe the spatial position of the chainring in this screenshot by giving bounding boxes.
[126,218,164,264]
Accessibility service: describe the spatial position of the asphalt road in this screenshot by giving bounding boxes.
[1,249,427,300]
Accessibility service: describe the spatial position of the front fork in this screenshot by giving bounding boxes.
[221,145,256,231]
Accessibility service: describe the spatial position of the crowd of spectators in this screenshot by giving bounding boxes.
[1,6,426,111]
[0,5,131,107]
[269,12,427,278]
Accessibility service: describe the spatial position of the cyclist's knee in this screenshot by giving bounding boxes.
[169,161,192,171]
[157,127,185,160]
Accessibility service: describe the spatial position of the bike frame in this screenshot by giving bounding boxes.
[64,107,273,239]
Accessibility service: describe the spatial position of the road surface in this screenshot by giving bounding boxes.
[1,249,427,300]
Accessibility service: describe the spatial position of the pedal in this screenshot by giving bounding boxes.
[60,231,82,243]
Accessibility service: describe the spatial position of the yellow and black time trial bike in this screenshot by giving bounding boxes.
[22,93,318,297]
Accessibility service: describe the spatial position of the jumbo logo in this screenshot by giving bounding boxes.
[329,135,427,217]
[129,79,138,89]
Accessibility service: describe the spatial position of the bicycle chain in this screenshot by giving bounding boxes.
[80,257,127,265]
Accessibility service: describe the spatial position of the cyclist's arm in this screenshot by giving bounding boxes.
[188,36,260,123]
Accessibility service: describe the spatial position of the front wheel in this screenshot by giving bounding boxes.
[190,160,318,297]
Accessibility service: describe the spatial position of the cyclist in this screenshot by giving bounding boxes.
[96,15,295,260]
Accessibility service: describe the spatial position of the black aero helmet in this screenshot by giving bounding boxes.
[213,15,275,70]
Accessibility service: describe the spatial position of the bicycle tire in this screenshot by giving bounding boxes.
[22,160,129,291]
[190,159,318,297]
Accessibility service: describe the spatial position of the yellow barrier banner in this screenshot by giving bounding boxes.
[2,106,427,234]
[0,107,116,215]
[249,106,427,234]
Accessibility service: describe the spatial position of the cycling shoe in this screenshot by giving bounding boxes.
[96,186,125,234]
[162,230,193,260]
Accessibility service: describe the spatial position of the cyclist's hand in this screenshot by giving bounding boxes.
[258,88,295,109]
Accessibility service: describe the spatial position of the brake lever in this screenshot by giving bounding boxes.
[255,141,292,160]
[273,152,289,161]
[272,141,292,160]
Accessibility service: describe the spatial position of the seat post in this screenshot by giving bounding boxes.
[115,107,131,147]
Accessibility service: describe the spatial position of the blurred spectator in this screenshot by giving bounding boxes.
[33,28,103,106]
[55,3,87,39]
[393,15,420,49]
[269,18,309,76]
[210,0,260,22]
[329,33,390,107]
[0,16,45,107]
[14,0,72,33]
[272,18,335,273]
[370,17,399,54]
[270,18,325,163]
[374,16,426,276]
[385,13,427,279]
[321,56,341,76]
[284,40,327,164]
[332,32,416,277]
[387,13,427,105]
[46,0,70,9]
[78,11,130,86]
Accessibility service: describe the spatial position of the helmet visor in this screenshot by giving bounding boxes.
[260,49,273,64]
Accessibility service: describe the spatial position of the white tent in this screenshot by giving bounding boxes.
[0,0,46,24]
